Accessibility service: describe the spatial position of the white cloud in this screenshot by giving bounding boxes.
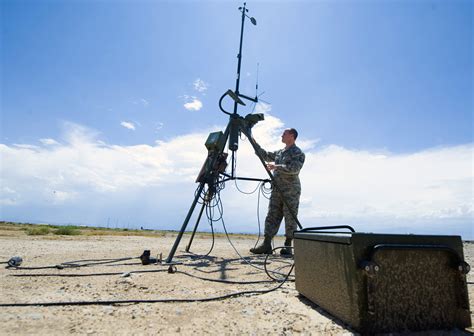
[254,102,272,114]
[184,98,203,111]
[13,144,39,150]
[133,98,149,107]
[63,121,101,145]
[40,138,60,146]
[121,121,136,130]
[1,119,472,238]
[0,186,19,206]
[193,79,208,93]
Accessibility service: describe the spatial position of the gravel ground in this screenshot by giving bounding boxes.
[0,231,472,335]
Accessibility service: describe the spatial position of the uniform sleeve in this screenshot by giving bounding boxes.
[254,142,277,162]
[279,148,305,175]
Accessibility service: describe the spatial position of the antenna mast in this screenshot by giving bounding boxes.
[228,2,258,176]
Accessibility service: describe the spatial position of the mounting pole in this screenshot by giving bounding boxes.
[229,2,250,177]
[234,2,247,110]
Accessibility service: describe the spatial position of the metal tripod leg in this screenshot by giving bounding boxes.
[185,201,206,252]
[165,182,206,264]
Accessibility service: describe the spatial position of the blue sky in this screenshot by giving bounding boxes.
[1,0,473,240]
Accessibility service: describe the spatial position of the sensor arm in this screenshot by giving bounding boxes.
[219,90,259,116]
[238,93,258,103]
[219,90,244,115]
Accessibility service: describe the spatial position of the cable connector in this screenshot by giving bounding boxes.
[7,256,22,267]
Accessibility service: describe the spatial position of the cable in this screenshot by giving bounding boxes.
[260,180,272,199]
[230,180,265,249]
[188,203,216,258]
[6,257,138,270]
[9,269,276,285]
[0,285,285,307]
[188,169,230,257]
[234,179,261,195]
[203,213,216,256]
[202,178,295,280]
[186,181,293,281]
[0,265,294,307]
[264,247,295,281]
[8,269,167,277]
[60,257,138,268]
[253,182,265,248]
[219,202,293,280]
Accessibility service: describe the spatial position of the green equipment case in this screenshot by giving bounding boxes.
[293,227,471,334]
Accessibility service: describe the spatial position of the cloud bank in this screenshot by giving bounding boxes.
[1,116,472,239]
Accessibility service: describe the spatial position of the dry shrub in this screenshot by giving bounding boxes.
[54,226,81,235]
[26,226,51,235]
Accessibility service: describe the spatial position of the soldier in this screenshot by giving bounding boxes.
[250,128,305,255]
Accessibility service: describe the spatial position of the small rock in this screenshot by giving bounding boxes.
[28,313,43,320]
[292,321,305,332]
[241,308,255,316]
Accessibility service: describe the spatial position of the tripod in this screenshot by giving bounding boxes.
[164,3,302,265]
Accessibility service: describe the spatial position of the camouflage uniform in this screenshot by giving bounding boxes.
[255,143,305,239]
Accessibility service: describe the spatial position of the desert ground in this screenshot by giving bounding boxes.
[0,223,472,335]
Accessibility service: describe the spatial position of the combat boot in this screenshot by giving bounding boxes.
[250,236,273,254]
[280,238,293,256]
